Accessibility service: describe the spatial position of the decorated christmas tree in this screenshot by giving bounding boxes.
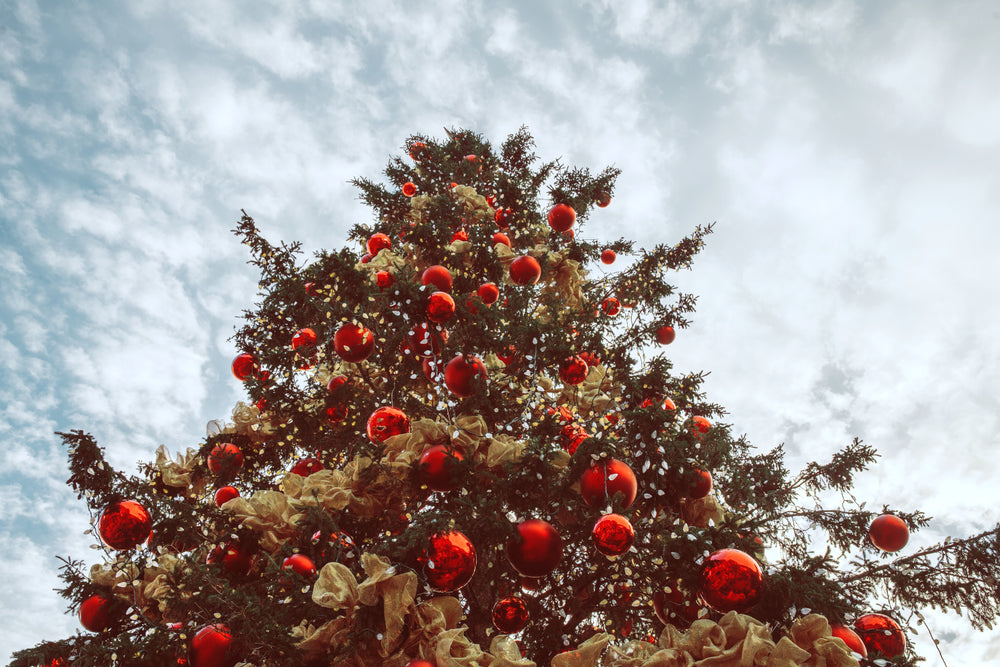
[12,128,1000,667]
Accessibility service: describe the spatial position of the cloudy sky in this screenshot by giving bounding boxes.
[2,0,999,662]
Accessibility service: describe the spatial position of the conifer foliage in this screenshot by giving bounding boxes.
[13,128,1000,667]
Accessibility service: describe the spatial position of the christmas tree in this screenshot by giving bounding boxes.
[12,128,1000,667]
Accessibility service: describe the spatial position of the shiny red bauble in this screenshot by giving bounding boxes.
[691,416,712,440]
[579,459,637,508]
[444,354,488,398]
[596,192,611,208]
[360,253,373,263]
[421,264,453,292]
[853,613,905,657]
[655,325,676,345]
[208,442,244,475]
[591,513,634,556]
[231,353,258,381]
[290,457,324,476]
[507,519,563,578]
[98,499,152,550]
[830,624,867,658]
[558,355,589,385]
[600,249,616,264]
[560,423,588,455]
[495,207,513,229]
[376,270,394,288]
[366,233,392,256]
[869,514,909,552]
[509,256,541,285]
[402,182,417,197]
[366,406,411,443]
[406,661,434,667]
[207,543,254,578]
[214,486,239,507]
[477,282,500,305]
[601,297,621,316]
[420,531,477,593]
[282,553,317,578]
[492,232,511,247]
[493,596,530,634]
[291,327,317,350]
[547,203,576,232]
[452,229,469,242]
[699,549,764,612]
[402,322,443,361]
[688,469,713,499]
[334,323,375,363]
[79,594,113,632]
[409,141,427,161]
[653,580,702,626]
[418,445,464,491]
[189,624,236,667]
[426,291,456,323]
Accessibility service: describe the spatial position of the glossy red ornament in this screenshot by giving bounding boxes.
[591,513,634,556]
[282,553,317,578]
[324,374,349,421]
[699,549,764,612]
[189,624,236,667]
[366,233,392,256]
[521,576,541,591]
[420,531,477,592]
[367,406,411,443]
[214,486,239,507]
[360,252,373,263]
[558,355,589,385]
[312,530,357,563]
[444,354,488,397]
[376,270,394,288]
[691,416,711,440]
[426,291,456,323]
[334,323,375,363]
[830,624,867,658]
[208,442,244,475]
[402,322,443,361]
[687,469,713,499]
[655,325,676,345]
[507,519,563,577]
[421,265,453,292]
[291,327,317,350]
[231,353,258,381]
[601,297,621,316]
[422,356,445,382]
[547,203,576,232]
[478,282,500,305]
[406,661,434,667]
[452,228,469,242]
[869,514,909,552]
[98,499,152,550]
[409,141,427,161]
[853,613,905,657]
[653,580,701,625]
[402,182,417,197]
[495,207,513,229]
[579,459,637,508]
[493,596,530,634]
[79,594,113,632]
[596,192,611,208]
[290,457,324,476]
[418,444,464,491]
[492,232,511,247]
[464,154,481,170]
[207,542,253,578]
[560,423,588,455]
[600,249,616,264]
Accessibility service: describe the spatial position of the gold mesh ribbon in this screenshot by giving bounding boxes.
[488,636,537,667]
[222,489,304,552]
[541,250,585,311]
[551,633,613,667]
[681,495,726,529]
[154,445,206,494]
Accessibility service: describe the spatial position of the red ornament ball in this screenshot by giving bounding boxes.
[699,548,764,612]
[830,624,868,658]
[495,207,513,229]
[418,445,464,492]
[478,282,500,305]
[853,613,905,657]
[493,596,530,634]
[426,291,456,323]
[98,499,152,550]
[206,543,253,578]
[560,423,589,455]
[655,325,676,345]
[492,232,511,247]
[596,192,611,208]
[366,233,392,256]
[208,442,244,475]
[334,323,375,363]
[402,182,417,197]
[214,486,239,507]
[291,327,317,350]
[420,531,477,592]
[290,457,324,477]
[376,270,394,289]
[422,356,445,382]
[360,252,373,263]
[653,580,702,626]
[282,553,317,578]
[79,594,113,632]
[407,662,434,667]
[591,513,634,556]
[600,249,616,264]
[687,469,713,499]
[691,416,712,440]
[579,459,637,509]
[869,514,909,552]
[547,203,576,232]
[507,519,563,578]
[367,406,411,443]
[421,264,453,292]
[402,322,443,361]
[601,297,621,316]
[520,576,541,591]
[189,624,236,667]
[444,354,488,398]
[558,355,589,385]
[510,255,541,285]
[231,353,258,381]
[409,141,427,161]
